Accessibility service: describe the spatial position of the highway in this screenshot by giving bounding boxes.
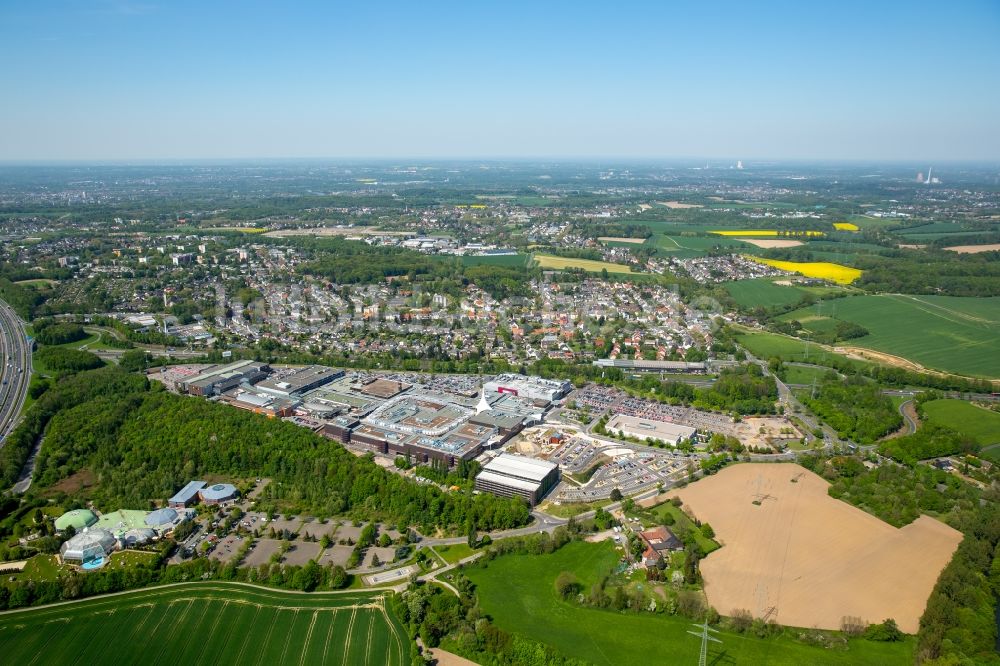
[0,298,31,445]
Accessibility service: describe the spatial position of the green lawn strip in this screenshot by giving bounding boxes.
[434,543,476,564]
[781,364,839,385]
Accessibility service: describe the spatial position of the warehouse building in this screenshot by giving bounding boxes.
[178,360,271,396]
[482,374,571,405]
[474,453,560,505]
[592,359,707,374]
[222,389,298,417]
[605,414,697,446]
[255,365,344,397]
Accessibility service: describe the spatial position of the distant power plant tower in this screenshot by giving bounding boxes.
[926,166,932,184]
[736,160,744,170]
[916,172,924,183]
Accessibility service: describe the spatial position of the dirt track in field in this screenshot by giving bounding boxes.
[672,463,961,633]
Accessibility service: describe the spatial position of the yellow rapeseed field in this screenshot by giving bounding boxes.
[747,256,862,285]
[833,222,860,231]
[711,230,825,237]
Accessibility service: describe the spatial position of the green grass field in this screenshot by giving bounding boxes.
[464,541,913,665]
[725,279,810,309]
[781,294,1000,378]
[433,543,477,565]
[459,254,529,268]
[781,364,841,385]
[652,233,753,257]
[736,331,867,369]
[921,400,1000,460]
[0,583,406,666]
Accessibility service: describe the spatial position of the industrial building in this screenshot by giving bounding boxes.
[351,394,496,466]
[605,414,697,446]
[178,360,270,396]
[483,374,571,404]
[222,389,297,417]
[322,416,359,443]
[592,359,707,373]
[474,453,560,505]
[169,480,207,508]
[255,365,344,397]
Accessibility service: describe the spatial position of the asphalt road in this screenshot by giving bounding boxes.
[0,298,31,445]
[898,399,918,436]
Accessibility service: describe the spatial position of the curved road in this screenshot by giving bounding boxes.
[898,399,918,436]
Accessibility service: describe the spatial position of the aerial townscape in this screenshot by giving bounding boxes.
[0,2,999,666]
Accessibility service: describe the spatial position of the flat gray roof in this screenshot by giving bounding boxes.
[170,480,206,504]
[476,470,539,492]
[256,365,342,393]
[483,454,556,483]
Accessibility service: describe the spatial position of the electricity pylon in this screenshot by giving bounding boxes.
[687,621,721,666]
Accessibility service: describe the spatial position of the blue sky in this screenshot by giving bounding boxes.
[1,1,998,161]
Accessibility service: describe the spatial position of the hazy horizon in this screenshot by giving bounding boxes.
[2,1,998,162]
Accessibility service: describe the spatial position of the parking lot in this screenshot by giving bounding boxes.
[552,436,692,502]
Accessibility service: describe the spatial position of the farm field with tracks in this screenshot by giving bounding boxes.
[672,464,962,634]
[0,583,406,666]
[781,294,1000,378]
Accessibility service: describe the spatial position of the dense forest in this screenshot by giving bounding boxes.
[808,455,980,529]
[298,238,455,284]
[917,500,1000,664]
[694,364,778,415]
[575,222,652,239]
[34,346,104,374]
[14,367,529,534]
[853,254,1000,297]
[31,319,88,346]
[802,376,902,444]
[462,264,534,300]
[879,423,979,464]
[0,277,44,319]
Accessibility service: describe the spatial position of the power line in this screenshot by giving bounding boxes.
[687,621,722,666]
